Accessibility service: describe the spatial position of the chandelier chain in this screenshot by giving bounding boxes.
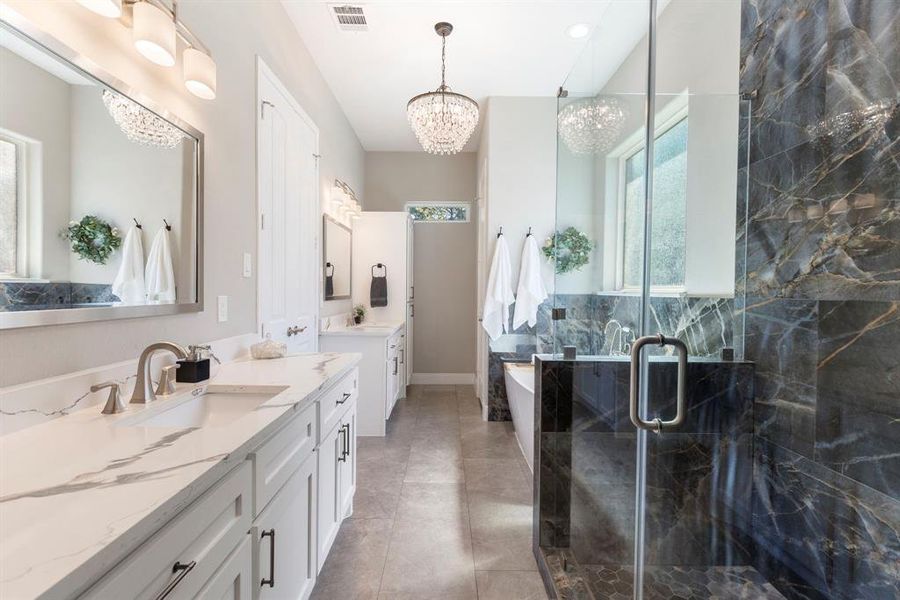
[441,34,447,90]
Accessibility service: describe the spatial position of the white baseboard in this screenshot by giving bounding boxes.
[411,373,475,385]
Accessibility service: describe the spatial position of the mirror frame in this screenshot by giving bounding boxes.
[0,10,204,330]
[322,215,352,302]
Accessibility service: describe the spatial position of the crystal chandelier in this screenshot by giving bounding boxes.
[407,22,479,155]
[101,89,183,149]
[558,96,628,155]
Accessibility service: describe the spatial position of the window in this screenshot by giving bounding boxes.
[621,116,688,290]
[0,137,20,276]
[406,201,470,223]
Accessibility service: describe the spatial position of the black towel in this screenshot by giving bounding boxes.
[324,263,334,299]
[370,264,388,307]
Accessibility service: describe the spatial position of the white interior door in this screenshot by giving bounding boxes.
[257,59,319,352]
[475,160,489,416]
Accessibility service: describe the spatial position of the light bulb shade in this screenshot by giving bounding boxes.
[407,90,479,155]
[76,0,122,18]
[184,48,217,100]
[133,2,176,67]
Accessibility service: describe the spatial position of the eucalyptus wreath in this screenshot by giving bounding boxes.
[63,215,122,265]
[542,226,593,274]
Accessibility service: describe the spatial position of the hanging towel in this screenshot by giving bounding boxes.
[370,264,388,307]
[111,225,145,304]
[145,226,176,303]
[513,234,549,329]
[482,235,514,341]
[324,262,335,299]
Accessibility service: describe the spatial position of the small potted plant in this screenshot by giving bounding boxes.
[353,304,366,325]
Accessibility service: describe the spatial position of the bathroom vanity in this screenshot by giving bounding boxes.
[320,322,406,436]
[0,353,361,600]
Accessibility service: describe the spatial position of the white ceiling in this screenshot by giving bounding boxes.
[281,1,616,152]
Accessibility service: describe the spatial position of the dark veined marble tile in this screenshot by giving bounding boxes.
[751,439,900,600]
[815,300,900,498]
[743,297,818,458]
[740,0,829,162]
[0,281,71,307]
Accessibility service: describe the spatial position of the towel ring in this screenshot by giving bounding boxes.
[371,263,387,278]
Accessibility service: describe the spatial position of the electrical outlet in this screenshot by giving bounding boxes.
[217,295,228,322]
[242,253,252,278]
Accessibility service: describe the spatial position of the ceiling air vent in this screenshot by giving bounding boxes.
[330,4,368,32]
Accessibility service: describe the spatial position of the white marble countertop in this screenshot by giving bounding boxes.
[0,352,360,600]
[319,320,404,337]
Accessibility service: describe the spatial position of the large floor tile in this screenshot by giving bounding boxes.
[468,487,536,571]
[395,482,468,524]
[475,570,549,600]
[379,520,478,597]
[464,458,532,492]
[311,518,393,600]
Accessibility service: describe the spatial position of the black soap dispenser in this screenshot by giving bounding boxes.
[176,344,221,383]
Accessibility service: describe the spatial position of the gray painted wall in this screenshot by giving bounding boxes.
[364,151,477,375]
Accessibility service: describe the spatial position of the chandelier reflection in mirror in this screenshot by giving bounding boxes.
[101,89,183,149]
[407,22,479,155]
[558,96,627,155]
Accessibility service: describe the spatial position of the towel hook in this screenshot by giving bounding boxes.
[526,227,532,237]
[133,218,142,229]
[163,218,172,231]
[497,226,503,238]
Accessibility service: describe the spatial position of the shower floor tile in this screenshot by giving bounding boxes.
[583,564,786,600]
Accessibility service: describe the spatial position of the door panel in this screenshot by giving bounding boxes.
[316,422,341,572]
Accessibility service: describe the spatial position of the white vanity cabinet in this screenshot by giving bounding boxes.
[317,399,357,571]
[252,453,318,600]
[78,367,359,600]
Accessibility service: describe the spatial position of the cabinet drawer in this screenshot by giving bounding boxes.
[195,535,251,599]
[319,369,358,443]
[249,401,317,516]
[81,462,252,600]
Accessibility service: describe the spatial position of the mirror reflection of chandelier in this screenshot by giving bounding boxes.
[101,89,183,149]
[558,96,627,155]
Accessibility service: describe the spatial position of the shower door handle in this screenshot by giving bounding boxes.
[629,333,687,434]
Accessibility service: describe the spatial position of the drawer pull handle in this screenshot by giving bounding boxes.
[338,425,347,462]
[400,349,405,365]
[337,392,351,405]
[155,560,196,600]
[345,423,351,458]
[261,529,276,588]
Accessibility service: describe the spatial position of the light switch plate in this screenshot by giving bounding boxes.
[217,295,228,322]
[242,253,252,278]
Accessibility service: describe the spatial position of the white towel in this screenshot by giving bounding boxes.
[111,225,145,304]
[145,226,176,303]
[481,234,514,341]
[513,235,548,329]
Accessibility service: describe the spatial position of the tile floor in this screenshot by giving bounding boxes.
[311,384,549,600]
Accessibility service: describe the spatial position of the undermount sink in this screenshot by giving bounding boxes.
[116,385,287,428]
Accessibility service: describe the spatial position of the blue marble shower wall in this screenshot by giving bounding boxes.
[0,281,119,311]
[487,293,736,420]
[740,0,899,597]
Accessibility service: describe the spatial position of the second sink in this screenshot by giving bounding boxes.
[116,385,287,428]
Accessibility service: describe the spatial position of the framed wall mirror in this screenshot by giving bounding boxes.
[322,215,351,301]
[0,14,203,329]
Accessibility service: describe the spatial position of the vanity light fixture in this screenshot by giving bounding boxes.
[183,47,216,99]
[76,0,123,18]
[76,0,217,100]
[132,0,176,66]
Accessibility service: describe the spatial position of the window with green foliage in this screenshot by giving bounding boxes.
[0,137,20,276]
[406,202,470,223]
[621,116,688,290]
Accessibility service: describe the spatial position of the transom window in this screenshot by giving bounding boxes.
[406,201,470,223]
[621,116,688,290]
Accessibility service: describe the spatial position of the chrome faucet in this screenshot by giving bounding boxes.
[131,342,189,404]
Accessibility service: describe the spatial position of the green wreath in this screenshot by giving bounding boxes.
[542,227,593,274]
[63,215,122,265]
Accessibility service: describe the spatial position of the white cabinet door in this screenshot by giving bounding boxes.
[253,454,318,600]
[257,60,319,353]
[338,403,357,518]
[316,421,342,572]
[196,536,252,600]
[406,303,414,386]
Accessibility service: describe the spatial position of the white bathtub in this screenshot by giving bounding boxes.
[503,362,535,472]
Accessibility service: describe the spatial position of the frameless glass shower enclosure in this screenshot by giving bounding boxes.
[535,1,899,599]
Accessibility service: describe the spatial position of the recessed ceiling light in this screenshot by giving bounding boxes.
[566,23,591,39]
